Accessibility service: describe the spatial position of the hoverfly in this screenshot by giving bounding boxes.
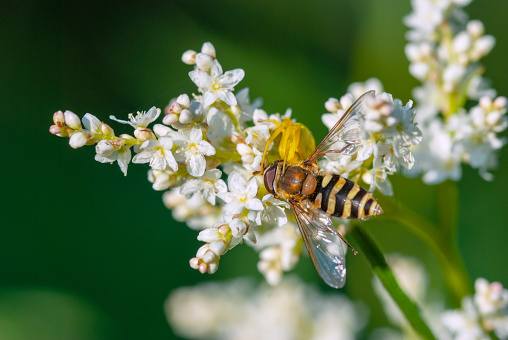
[262,91,382,288]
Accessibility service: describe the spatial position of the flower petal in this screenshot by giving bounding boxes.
[188,154,206,177]
[222,201,245,216]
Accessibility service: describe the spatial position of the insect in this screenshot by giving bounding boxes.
[262,90,383,288]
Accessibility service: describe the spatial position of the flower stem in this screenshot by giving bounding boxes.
[350,224,437,340]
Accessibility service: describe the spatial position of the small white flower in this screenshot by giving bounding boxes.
[248,194,289,226]
[217,171,263,217]
[132,137,178,171]
[180,169,227,205]
[173,127,216,177]
[95,139,132,176]
[110,106,160,128]
[189,59,245,108]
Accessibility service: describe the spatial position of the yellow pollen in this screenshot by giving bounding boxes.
[211,80,222,91]
[155,146,165,154]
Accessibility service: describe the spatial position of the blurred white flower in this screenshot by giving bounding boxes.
[166,277,367,340]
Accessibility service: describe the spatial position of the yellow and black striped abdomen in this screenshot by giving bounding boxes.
[308,174,382,219]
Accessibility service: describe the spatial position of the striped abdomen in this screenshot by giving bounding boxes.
[307,174,382,219]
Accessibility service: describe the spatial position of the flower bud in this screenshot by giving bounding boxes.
[95,140,114,157]
[479,96,492,111]
[162,114,179,126]
[472,35,495,60]
[452,32,472,54]
[179,109,193,124]
[49,125,62,135]
[101,123,115,137]
[170,102,182,115]
[181,50,196,65]
[176,94,191,109]
[64,110,82,130]
[467,20,484,39]
[69,131,88,149]
[494,96,507,110]
[134,128,155,142]
[189,257,200,269]
[198,263,208,274]
[195,53,214,73]
[207,262,218,274]
[209,241,226,256]
[152,173,173,191]
[324,98,340,113]
[201,42,216,58]
[53,110,65,127]
[203,250,216,264]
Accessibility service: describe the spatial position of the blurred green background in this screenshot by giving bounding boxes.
[1,0,507,339]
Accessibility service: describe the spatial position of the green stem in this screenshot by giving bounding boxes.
[350,224,437,340]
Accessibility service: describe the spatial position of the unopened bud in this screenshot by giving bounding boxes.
[134,128,155,142]
[467,20,484,39]
[69,131,88,149]
[176,94,191,108]
[101,123,115,137]
[207,262,218,274]
[53,110,65,127]
[198,263,208,274]
[181,50,197,65]
[152,173,173,191]
[49,125,62,135]
[479,96,492,111]
[325,98,341,113]
[64,110,82,130]
[179,109,193,124]
[494,96,507,110]
[201,42,216,59]
[95,140,115,157]
[162,114,179,126]
[189,257,200,270]
[209,241,226,256]
[170,102,183,114]
[203,250,216,264]
[195,53,214,73]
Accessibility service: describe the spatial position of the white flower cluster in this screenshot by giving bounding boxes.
[165,277,367,340]
[442,278,508,339]
[404,0,507,184]
[49,43,421,285]
[321,78,422,196]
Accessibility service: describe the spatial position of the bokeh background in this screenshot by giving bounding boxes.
[2,0,508,339]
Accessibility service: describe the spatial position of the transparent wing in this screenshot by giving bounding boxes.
[291,201,348,288]
[306,90,375,163]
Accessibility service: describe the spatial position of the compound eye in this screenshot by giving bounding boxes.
[263,163,277,194]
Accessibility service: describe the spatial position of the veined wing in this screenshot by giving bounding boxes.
[291,201,348,289]
[305,90,375,164]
